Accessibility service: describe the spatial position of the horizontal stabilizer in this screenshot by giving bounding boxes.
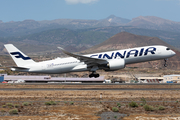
[7,66,30,70]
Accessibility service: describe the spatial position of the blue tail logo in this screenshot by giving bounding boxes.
[10,52,31,60]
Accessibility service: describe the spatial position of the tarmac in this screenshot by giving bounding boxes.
[1,87,180,91]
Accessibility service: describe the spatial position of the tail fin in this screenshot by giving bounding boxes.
[4,44,36,67]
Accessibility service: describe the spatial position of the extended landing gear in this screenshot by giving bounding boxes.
[89,71,100,78]
[164,58,168,67]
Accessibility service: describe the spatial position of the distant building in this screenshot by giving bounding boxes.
[0,76,4,82]
[138,77,163,83]
[163,75,180,83]
[3,75,104,83]
[0,74,7,76]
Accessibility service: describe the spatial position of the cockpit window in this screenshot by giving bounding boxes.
[166,48,170,50]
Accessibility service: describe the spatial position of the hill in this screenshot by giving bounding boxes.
[82,32,174,53]
[81,26,180,49]
[0,28,113,54]
[127,16,180,33]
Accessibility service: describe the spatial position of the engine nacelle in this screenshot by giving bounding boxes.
[105,59,125,71]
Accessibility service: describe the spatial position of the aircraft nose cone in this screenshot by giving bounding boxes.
[171,50,176,56]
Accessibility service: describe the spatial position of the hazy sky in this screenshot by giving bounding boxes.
[0,0,180,22]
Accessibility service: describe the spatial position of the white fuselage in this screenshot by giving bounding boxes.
[14,45,175,74]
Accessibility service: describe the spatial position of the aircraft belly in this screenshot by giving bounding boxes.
[28,64,76,74]
[125,55,160,64]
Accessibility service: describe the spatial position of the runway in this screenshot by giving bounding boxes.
[1,83,180,91]
[1,88,180,91]
[2,83,180,85]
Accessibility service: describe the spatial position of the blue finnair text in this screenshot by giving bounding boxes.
[90,47,156,59]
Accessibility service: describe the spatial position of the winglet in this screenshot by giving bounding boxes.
[57,47,77,57]
[57,47,64,51]
[57,47,66,53]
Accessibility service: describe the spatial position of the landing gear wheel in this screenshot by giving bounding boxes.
[164,59,168,67]
[89,72,100,78]
[89,74,94,78]
[94,74,99,78]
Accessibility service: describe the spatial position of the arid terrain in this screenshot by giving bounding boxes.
[1,84,180,120]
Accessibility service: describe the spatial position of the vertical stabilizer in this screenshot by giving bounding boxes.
[4,44,36,67]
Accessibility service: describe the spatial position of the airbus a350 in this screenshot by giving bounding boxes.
[4,44,176,78]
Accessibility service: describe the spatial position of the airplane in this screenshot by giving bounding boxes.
[4,44,176,78]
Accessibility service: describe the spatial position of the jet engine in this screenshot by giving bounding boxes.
[103,59,125,71]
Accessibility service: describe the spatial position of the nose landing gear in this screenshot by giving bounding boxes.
[89,71,100,78]
[164,58,168,67]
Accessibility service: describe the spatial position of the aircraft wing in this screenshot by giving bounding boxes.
[58,47,108,65]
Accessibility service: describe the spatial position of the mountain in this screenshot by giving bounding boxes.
[1,26,180,55]
[104,15,131,24]
[1,15,180,55]
[0,15,130,37]
[0,28,113,54]
[82,32,180,69]
[11,28,113,46]
[127,16,180,32]
[1,15,180,38]
[85,26,180,49]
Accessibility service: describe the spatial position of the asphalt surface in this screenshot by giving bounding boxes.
[1,83,180,85]
[0,88,180,91]
[1,83,180,90]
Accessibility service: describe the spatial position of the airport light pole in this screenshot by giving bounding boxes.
[65,73,66,82]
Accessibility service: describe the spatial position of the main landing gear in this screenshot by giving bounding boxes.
[164,58,168,67]
[89,71,100,78]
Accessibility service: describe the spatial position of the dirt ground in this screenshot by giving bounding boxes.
[1,87,180,120]
[1,84,180,89]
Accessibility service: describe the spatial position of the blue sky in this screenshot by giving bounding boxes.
[0,0,180,22]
